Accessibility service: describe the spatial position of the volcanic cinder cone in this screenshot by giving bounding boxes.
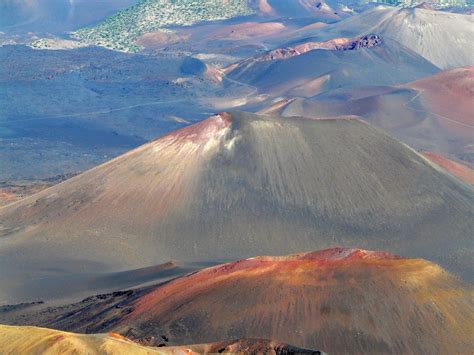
[268,67,474,164]
[115,248,473,354]
[4,248,472,354]
[0,112,472,303]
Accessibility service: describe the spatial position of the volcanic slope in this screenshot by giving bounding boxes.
[258,0,345,20]
[320,6,474,69]
[4,248,472,354]
[0,325,322,354]
[0,112,473,303]
[227,36,438,97]
[0,325,163,354]
[269,67,474,164]
[406,66,474,131]
[422,152,474,185]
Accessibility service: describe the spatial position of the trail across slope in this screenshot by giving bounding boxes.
[268,67,474,164]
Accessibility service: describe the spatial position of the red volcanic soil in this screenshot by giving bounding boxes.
[128,248,401,317]
[406,67,474,137]
[422,151,474,184]
[135,31,187,48]
[204,64,224,82]
[153,112,231,144]
[268,68,472,162]
[113,247,473,354]
[414,2,436,10]
[136,20,286,50]
[256,34,382,61]
[209,22,286,40]
[253,0,341,19]
[254,0,275,15]
[293,37,351,52]
[258,98,297,114]
[0,190,18,206]
[0,184,50,207]
[2,248,472,354]
[294,22,328,33]
[0,176,71,207]
[163,339,322,354]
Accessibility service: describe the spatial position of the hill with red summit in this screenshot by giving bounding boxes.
[0,112,472,304]
[117,248,474,354]
[2,248,472,354]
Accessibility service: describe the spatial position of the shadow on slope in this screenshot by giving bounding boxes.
[0,112,472,304]
[1,248,472,354]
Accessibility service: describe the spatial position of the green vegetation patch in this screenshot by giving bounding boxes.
[74,0,254,52]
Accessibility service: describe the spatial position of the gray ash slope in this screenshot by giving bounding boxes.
[266,67,474,164]
[0,112,472,303]
[0,45,231,181]
[228,37,439,97]
[318,6,474,69]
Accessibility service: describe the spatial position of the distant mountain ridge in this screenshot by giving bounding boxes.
[323,6,474,69]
